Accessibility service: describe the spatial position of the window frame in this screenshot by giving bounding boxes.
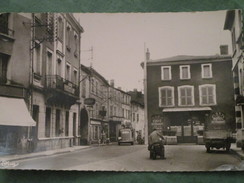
[158,86,175,107]
[180,65,191,80]
[161,66,172,81]
[178,85,195,106]
[33,41,43,76]
[201,63,212,79]
[73,68,78,85]
[199,84,217,106]
[65,62,71,81]
[46,49,53,76]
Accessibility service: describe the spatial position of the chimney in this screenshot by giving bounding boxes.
[133,88,137,92]
[220,45,228,55]
[146,48,150,61]
[118,87,122,90]
[110,79,114,87]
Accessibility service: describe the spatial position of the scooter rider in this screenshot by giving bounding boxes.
[148,128,165,151]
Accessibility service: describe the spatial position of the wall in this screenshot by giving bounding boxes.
[10,13,32,87]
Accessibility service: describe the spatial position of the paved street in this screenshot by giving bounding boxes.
[8,144,241,171]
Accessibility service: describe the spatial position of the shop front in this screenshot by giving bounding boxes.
[162,107,211,143]
[0,97,36,154]
[90,119,109,144]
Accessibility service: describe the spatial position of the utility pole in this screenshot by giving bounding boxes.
[144,44,149,145]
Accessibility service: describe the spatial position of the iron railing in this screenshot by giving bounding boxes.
[45,75,79,97]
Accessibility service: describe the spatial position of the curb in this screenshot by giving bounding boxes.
[230,149,244,160]
[1,146,91,162]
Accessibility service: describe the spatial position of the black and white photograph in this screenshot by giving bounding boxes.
[0,10,244,171]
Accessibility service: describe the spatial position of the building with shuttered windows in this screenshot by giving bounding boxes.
[144,50,235,143]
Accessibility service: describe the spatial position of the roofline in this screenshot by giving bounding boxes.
[66,13,84,33]
[145,55,231,66]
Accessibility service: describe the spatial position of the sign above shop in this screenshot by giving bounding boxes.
[84,98,96,106]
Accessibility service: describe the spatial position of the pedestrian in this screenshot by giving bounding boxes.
[148,128,164,150]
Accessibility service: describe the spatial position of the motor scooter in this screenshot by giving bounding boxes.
[149,138,165,160]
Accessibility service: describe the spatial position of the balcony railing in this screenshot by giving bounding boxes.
[45,75,79,97]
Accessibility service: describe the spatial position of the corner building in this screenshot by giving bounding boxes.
[146,52,235,143]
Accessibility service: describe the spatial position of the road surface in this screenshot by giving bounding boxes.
[11,144,241,171]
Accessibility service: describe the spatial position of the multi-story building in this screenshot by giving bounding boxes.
[108,81,132,142]
[0,13,36,154]
[144,50,235,143]
[224,9,244,149]
[128,90,145,141]
[79,64,110,144]
[0,13,84,153]
[31,13,84,151]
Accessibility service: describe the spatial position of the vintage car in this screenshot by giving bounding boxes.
[118,128,134,145]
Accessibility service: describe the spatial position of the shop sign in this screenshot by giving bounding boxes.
[151,115,164,130]
[84,98,96,106]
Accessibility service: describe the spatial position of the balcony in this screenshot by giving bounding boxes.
[45,75,79,107]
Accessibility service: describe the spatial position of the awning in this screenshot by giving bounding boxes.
[163,107,212,112]
[0,97,36,127]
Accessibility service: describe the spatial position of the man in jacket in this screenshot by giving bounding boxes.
[148,128,165,158]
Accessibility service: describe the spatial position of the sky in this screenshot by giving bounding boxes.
[74,10,231,92]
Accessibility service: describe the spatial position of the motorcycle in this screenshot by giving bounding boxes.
[149,138,165,160]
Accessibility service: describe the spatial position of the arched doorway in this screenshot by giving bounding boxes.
[80,108,89,145]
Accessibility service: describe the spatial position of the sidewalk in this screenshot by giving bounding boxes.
[0,145,91,162]
[230,144,244,160]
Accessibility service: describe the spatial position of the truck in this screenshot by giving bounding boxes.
[203,112,232,153]
[118,128,134,145]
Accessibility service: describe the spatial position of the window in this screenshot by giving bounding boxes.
[55,109,61,136]
[91,79,94,93]
[159,86,174,107]
[65,111,69,136]
[56,59,62,76]
[65,64,71,81]
[57,17,64,41]
[0,13,9,35]
[201,64,212,78]
[132,113,135,121]
[231,27,236,53]
[46,51,52,75]
[34,42,42,76]
[73,69,78,84]
[161,66,171,80]
[45,107,51,137]
[180,65,190,79]
[73,113,77,136]
[81,75,86,98]
[110,106,113,116]
[74,33,78,57]
[137,114,139,122]
[0,54,8,84]
[199,84,216,105]
[66,25,71,51]
[114,106,116,116]
[178,86,194,106]
[96,81,98,95]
